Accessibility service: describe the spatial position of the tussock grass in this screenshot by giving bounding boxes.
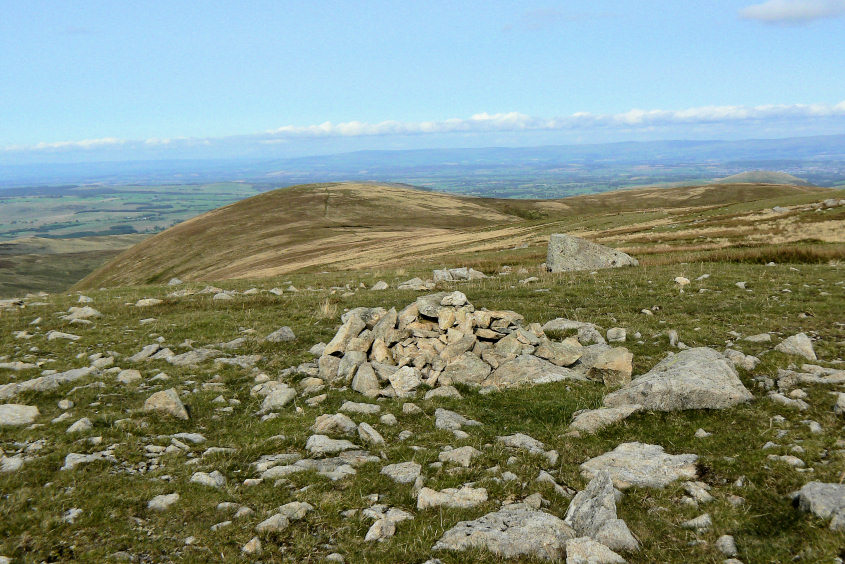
[1,257,842,562]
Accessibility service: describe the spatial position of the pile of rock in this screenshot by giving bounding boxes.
[315,292,633,398]
[432,267,487,282]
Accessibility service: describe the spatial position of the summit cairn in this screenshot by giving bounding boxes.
[313,292,630,397]
[546,234,638,273]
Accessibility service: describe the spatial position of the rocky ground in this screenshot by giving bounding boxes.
[0,261,843,563]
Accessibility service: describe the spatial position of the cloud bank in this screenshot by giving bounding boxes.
[740,0,845,24]
[4,101,845,154]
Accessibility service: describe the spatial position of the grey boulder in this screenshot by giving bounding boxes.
[433,502,575,560]
[603,348,752,411]
[547,234,638,273]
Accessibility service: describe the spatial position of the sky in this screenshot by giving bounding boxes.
[1,0,844,163]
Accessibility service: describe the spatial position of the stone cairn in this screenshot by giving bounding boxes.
[316,291,632,398]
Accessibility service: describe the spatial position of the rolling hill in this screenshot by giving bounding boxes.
[74,181,841,290]
[713,170,812,186]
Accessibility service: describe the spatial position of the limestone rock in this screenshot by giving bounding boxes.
[775,333,817,361]
[580,442,698,490]
[535,339,583,367]
[324,314,366,356]
[143,389,189,420]
[388,366,421,397]
[570,405,642,434]
[433,503,575,560]
[564,471,638,552]
[365,518,396,541]
[565,537,626,564]
[313,413,357,436]
[306,435,357,456]
[484,354,583,388]
[255,513,290,534]
[435,408,481,431]
[265,326,296,343]
[587,348,633,388]
[442,353,491,385]
[438,446,482,467]
[603,348,752,411]
[190,470,226,488]
[793,481,845,530]
[381,461,421,484]
[547,234,638,273]
[497,432,545,453]
[418,486,488,509]
[116,369,142,385]
[0,404,39,426]
[358,422,385,445]
[148,493,179,511]
[260,386,296,413]
[351,363,380,397]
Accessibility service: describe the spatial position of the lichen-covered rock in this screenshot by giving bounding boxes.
[547,234,638,273]
[793,481,845,531]
[565,537,626,564]
[570,405,642,434]
[484,354,583,388]
[0,404,39,426]
[143,388,189,420]
[433,503,575,560]
[564,471,638,552]
[775,333,817,361]
[417,485,488,509]
[580,442,698,490]
[603,348,752,411]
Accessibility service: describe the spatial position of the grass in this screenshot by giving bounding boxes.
[1,254,843,562]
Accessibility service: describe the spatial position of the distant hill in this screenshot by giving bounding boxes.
[74,181,835,290]
[713,170,812,186]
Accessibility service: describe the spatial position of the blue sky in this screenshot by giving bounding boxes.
[1,0,844,162]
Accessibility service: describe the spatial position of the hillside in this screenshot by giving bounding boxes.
[75,181,837,289]
[714,170,812,186]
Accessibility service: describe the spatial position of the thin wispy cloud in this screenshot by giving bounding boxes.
[740,0,845,24]
[4,101,845,153]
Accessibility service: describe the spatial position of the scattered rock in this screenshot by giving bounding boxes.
[570,405,642,434]
[546,233,638,273]
[564,471,638,552]
[604,348,752,411]
[0,404,39,426]
[565,537,626,564]
[381,461,421,484]
[418,485,488,509]
[792,481,845,530]
[143,389,189,420]
[148,493,180,511]
[775,333,816,361]
[190,470,226,488]
[433,502,575,560]
[265,326,297,343]
[580,442,698,489]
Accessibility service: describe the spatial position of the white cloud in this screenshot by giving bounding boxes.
[4,101,845,153]
[740,0,845,24]
[263,102,845,139]
[28,137,126,150]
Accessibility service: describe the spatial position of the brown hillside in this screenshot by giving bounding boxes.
[75,181,836,289]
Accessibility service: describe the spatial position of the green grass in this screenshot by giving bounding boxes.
[1,257,843,562]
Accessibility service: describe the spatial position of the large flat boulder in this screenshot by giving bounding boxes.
[433,503,575,560]
[580,442,698,489]
[547,234,638,273]
[483,354,584,388]
[793,481,845,530]
[603,347,752,411]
